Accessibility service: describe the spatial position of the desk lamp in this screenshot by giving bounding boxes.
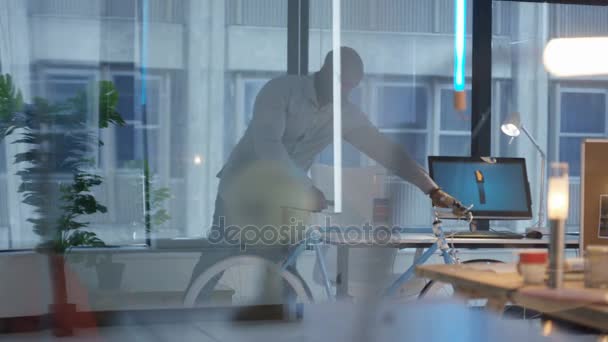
[501,112,547,231]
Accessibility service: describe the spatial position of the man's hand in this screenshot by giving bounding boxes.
[429,188,470,219]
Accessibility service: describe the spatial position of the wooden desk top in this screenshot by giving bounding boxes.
[416,263,608,332]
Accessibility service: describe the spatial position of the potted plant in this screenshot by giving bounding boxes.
[0,74,125,335]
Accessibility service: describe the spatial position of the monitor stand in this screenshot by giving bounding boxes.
[469,219,489,232]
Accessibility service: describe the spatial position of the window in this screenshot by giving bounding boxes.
[438,87,471,156]
[374,83,429,166]
[243,78,270,125]
[43,71,98,172]
[557,88,608,177]
[226,76,272,160]
[114,74,137,165]
[113,73,164,174]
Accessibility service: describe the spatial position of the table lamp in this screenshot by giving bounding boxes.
[501,112,547,232]
[547,162,569,288]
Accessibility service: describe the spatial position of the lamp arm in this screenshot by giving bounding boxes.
[521,125,546,159]
[521,125,547,228]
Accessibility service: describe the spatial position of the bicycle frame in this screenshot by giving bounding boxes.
[279,212,468,301]
[280,233,334,301]
[385,218,458,296]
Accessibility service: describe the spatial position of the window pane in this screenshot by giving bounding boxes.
[115,124,134,165]
[113,75,136,121]
[46,75,91,105]
[45,75,96,172]
[559,137,584,177]
[440,89,472,131]
[560,92,606,134]
[376,85,427,129]
[439,135,471,156]
[244,79,267,124]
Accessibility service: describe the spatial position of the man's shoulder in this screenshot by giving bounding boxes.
[259,74,310,98]
[267,74,308,86]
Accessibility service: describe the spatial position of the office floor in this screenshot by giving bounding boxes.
[0,302,600,342]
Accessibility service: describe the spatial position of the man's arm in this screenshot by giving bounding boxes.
[344,118,469,216]
[344,122,437,194]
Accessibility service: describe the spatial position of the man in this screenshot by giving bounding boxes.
[186,47,466,303]
[218,47,465,214]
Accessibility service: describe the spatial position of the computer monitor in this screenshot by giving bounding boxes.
[428,156,533,220]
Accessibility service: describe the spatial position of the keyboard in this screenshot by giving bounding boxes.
[445,231,524,239]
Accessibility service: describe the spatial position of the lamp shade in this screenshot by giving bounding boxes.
[501,112,522,137]
[548,163,569,220]
[544,37,608,77]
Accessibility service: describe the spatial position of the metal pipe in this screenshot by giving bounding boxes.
[548,219,565,288]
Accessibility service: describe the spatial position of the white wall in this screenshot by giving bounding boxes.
[227,26,513,78]
[30,17,184,69]
[0,247,532,317]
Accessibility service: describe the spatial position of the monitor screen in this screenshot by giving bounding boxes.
[428,156,533,220]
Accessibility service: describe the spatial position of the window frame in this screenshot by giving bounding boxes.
[38,66,101,172]
[368,79,432,168]
[554,84,608,178]
[434,83,472,157]
[106,69,171,178]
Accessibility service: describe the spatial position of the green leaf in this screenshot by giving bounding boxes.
[99,81,125,128]
[0,74,24,125]
[65,230,106,248]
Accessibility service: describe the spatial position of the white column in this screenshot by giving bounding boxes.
[0,0,35,248]
[184,0,225,236]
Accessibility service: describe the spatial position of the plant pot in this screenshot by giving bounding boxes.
[95,262,125,291]
[48,253,75,336]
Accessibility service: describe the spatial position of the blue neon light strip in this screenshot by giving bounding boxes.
[454,0,467,92]
[141,0,149,105]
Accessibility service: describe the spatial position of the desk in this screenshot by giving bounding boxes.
[416,263,608,332]
[324,232,579,298]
